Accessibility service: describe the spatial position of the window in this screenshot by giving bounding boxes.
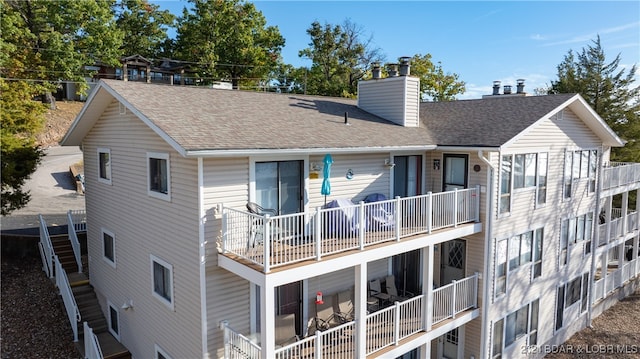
[98,148,112,184]
[102,229,115,267]
[563,150,573,199]
[556,273,589,330]
[566,277,581,308]
[108,302,120,340]
[588,150,597,193]
[495,239,507,296]
[500,155,511,214]
[564,149,598,198]
[536,153,547,205]
[560,220,568,267]
[555,285,565,331]
[147,152,170,200]
[561,213,594,263]
[155,345,173,359]
[532,229,543,279]
[509,231,534,272]
[584,213,593,256]
[494,300,539,353]
[581,273,589,312]
[508,236,520,271]
[151,255,173,309]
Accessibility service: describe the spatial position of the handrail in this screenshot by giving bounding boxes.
[68,209,87,232]
[55,255,81,342]
[67,211,83,273]
[84,321,104,359]
[38,215,54,278]
[220,320,261,359]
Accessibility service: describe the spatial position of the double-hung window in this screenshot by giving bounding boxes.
[147,152,170,200]
[492,299,540,357]
[499,155,512,214]
[151,255,174,309]
[564,149,598,198]
[500,152,548,214]
[98,148,112,184]
[102,229,116,267]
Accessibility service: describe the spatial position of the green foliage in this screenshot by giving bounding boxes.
[299,20,383,97]
[174,0,284,89]
[408,54,465,101]
[549,36,640,162]
[0,79,46,215]
[115,0,176,59]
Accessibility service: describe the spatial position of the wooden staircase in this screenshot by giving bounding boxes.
[49,233,130,359]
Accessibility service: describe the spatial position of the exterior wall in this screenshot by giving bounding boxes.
[482,108,605,359]
[357,76,420,127]
[83,100,202,359]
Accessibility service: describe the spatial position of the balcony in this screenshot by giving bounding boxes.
[221,274,479,359]
[220,188,480,273]
[597,209,638,247]
[601,162,640,194]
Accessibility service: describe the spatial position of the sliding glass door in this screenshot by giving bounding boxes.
[255,160,303,215]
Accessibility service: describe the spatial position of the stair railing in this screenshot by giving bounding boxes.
[84,321,104,359]
[66,210,83,273]
[55,254,81,342]
[38,215,54,278]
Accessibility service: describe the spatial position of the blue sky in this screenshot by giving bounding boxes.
[153,1,640,99]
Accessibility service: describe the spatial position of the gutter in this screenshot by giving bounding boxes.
[478,150,496,359]
[587,147,604,327]
[436,146,501,152]
[184,145,436,158]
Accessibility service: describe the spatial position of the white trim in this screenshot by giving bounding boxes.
[186,146,435,158]
[150,254,174,310]
[155,344,173,359]
[101,228,116,268]
[97,148,112,185]
[107,301,120,341]
[197,157,208,355]
[146,152,171,201]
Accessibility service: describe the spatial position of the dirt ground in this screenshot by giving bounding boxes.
[37,100,85,148]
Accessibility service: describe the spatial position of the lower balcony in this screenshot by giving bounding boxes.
[601,162,640,194]
[221,273,479,359]
[220,188,480,273]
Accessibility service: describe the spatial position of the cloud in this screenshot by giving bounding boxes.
[541,21,640,47]
[530,34,546,41]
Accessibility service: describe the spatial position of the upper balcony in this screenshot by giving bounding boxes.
[601,162,640,196]
[219,187,481,274]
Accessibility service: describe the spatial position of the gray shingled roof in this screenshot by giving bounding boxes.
[420,93,577,147]
[102,80,435,152]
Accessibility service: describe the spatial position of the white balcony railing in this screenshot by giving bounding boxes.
[597,210,638,247]
[222,188,480,272]
[66,210,83,273]
[38,215,54,278]
[602,162,640,190]
[55,255,81,342]
[84,321,104,359]
[224,273,479,359]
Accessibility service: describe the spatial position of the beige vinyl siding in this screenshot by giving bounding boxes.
[83,100,201,359]
[357,76,420,127]
[201,158,251,357]
[308,153,391,209]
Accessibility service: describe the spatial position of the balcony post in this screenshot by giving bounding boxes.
[394,301,401,345]
[622,192,629,235]
[315,207,322,261]
[423,245,434,331]
[359,201,366,249]
[219,320,230,359]
[315,331,322,359]
[395,196,401,240]
[475,185,481,222]
[221,206,227,253]
[473,272,479,308]
[264,215,271,273]
[451,279,457,318]
[354,264,368,358]
[427,192,433,234]
[453,188,458,228]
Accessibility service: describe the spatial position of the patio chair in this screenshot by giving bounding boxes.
[335,288,354,323]
[385,275,414,302]
[315,294,340,330]
[369,278,391,306]
[275,313,299,348]
[246,202,279,248]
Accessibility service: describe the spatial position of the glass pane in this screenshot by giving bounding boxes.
[279,161,301,215]
[514,154,525,189]
[509,236,520,271]
[581,151,589,178]
[500,195,510,214]
[568,218,576,244]
[576,215,585,242]
[524,154,536,187]
[534,229,543,261]
[492,319,503,357]
[556,286,564,330]
[585,213,593,241]
[572,151,581,179]
[501,156,512,194]
[256,162,278,211]
[505,312,516,345]
[515,306,528,338]
[444,156,466,190]
[496,239,507,276]
[520,232,532,264]
[110,306,118,333]
[406,156,419,196]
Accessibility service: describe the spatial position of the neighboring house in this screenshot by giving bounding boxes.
[60,61,640,359]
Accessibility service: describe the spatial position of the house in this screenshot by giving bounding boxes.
[59,60,640,359]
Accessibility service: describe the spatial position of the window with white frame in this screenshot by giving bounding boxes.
[560,212,594,266]
[108,302,120,340]
[147,152,170,200]
[492,299,539,357]
[564,149,598,198]
[500,152,548,214]
[495,228,543,298]
[555,273,589,331]
[98,148,112,184]
[102,229,115,266]
[151,255,173,309]
[155,344,173,359]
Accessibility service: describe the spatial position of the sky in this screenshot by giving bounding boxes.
[152,1,640,99]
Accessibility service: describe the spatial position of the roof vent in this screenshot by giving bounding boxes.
[516,79,525,94]
[503,85,512,95]
[399,57,411,76]
[388,63,399,77]
[371,62,381,79]
[492,81,501,95]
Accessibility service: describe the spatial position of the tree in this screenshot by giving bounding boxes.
[115,0,176,59]
[2,0,123,102]
[549,36,640,162]
[299,20,384,97]
[408,54,465,101]
[174,0,285,89]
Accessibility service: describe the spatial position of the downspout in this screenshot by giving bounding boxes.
[198,157,209,357]
[587,147,604,328]
[478,150,496,359]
